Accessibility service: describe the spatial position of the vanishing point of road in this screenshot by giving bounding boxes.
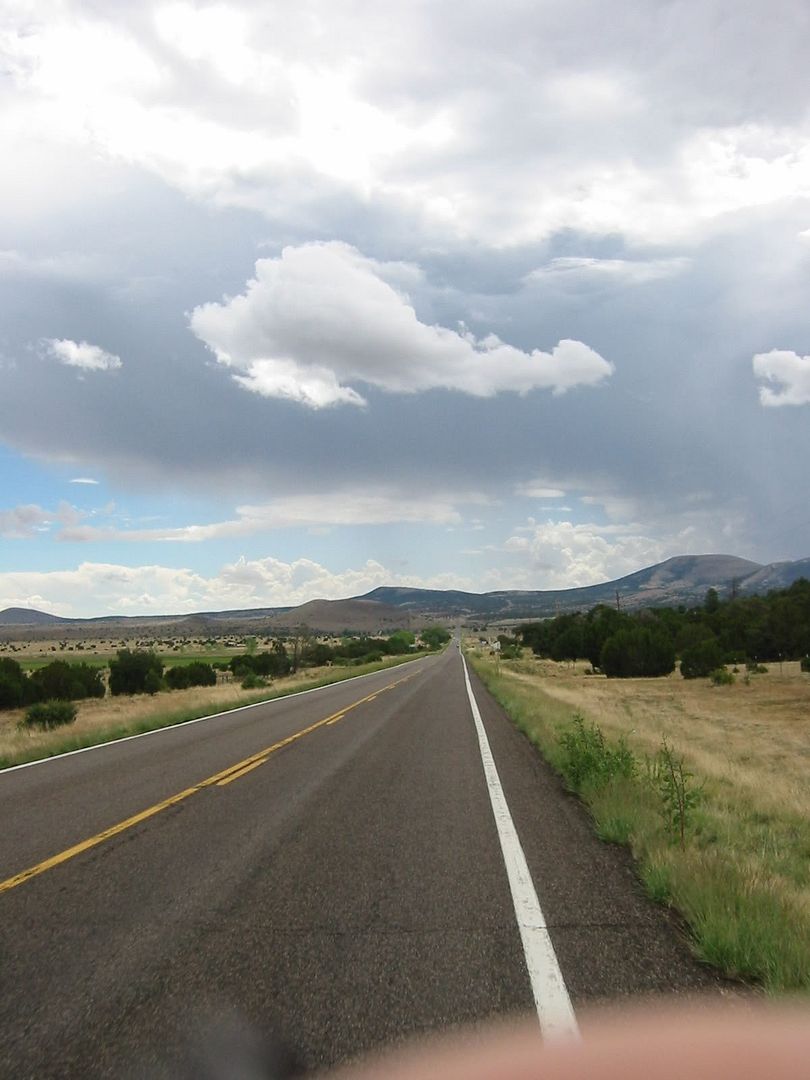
[1,644,726,1077]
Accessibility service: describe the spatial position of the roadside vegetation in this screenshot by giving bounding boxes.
[0,626,449,769]
[466,645,810,994]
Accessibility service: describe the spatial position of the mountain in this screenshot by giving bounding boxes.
[265,598,411,634]
[2,554,809,633]
[359,554,806,619]
[0,607,68,626]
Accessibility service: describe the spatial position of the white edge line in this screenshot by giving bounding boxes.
[2,654,430,776]
[461,650,579,1040]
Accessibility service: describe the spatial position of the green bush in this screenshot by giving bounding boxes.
[28,660,104,702]
[802,656,810,673]
[710,667,735,685]
[746,661,769,674]
[557,714,637,792]
[21,700,78,730]
[421,626,451,649]
[165,662,217,690]
[680,637,725,679]
[229,645,290,678]
[241,673,267,689]
[144,670,163,696]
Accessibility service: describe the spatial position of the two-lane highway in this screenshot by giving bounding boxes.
[1,647,725,1077]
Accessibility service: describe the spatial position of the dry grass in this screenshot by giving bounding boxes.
[1,681,250,763]
[468,650,810,992]
[505,659,810,823]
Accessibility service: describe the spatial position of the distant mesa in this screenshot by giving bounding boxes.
[1,553,809,635]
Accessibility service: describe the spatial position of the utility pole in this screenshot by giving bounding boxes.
[615,589,621,612]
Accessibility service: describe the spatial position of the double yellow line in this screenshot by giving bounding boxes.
[0,673,413,896]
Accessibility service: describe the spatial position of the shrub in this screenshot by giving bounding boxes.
[557,714,637,792]
[802,656,810,673]
[28,660,105,702]
[710,667,735,686]
[746,661,769,674]
[680,637,725,679]
[229,646,290,678]
[241,673,267,689]
[165,662,217,691]
[384,630,414,652]
[165,665,191,690]
[144,670,163,696]
[21,700,78,730]
[650,737,701,849]
[303,642,336,666]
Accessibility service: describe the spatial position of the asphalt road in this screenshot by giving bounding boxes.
[1,646,727,1077]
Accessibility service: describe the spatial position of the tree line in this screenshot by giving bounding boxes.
[516,578,810,678]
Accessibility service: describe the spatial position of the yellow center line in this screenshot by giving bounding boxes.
[0,670,416,895]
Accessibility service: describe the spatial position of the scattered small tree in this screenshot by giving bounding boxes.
[421,626,451,649]
[165,662,217,690]
[0,659,28,710]
[680,637,725,679]
[109,650,164,696]
[652,738,701,849]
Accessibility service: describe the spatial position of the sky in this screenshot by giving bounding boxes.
[2,0,810,618]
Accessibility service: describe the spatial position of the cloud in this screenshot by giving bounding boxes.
[0,501,83,539]
[69,477,100,485]
[57,491,476,543]
[0,557,476,619]
[502,518,671,589]
[514,481,566,499]
[527,257,690,286]
[753,349,810,406]
[42,338,122,371]
[190,242,614,408]
[8,5,810,247]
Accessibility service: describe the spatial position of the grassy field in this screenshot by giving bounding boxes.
[467,649,810,994]
[0,653,420,770]
[0,636,254,671]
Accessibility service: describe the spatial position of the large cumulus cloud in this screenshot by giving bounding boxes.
[189,242,613,408]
